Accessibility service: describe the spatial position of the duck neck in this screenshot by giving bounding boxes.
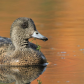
[11,36,29,50]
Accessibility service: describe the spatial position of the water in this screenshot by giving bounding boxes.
[0,66,46,84]
[0,0,84,84]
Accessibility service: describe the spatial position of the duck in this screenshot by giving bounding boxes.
[0,17,48,66]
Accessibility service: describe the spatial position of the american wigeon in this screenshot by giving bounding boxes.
[0,17,48,66]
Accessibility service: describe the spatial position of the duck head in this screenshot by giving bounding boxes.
[10,17,48,42]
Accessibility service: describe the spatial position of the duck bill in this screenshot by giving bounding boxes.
[32,31,48,41]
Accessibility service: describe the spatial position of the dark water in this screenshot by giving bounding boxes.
[0,66,46,84]
[0,0,84,84]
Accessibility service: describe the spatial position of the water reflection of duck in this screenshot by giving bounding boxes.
[0,66,46,84]
[0,17,48,66]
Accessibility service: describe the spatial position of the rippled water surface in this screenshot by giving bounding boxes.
[0,0,84,84]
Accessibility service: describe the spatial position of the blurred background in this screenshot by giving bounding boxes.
[0,0,84,84]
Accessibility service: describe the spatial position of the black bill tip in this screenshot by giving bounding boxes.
[42,37,48,41]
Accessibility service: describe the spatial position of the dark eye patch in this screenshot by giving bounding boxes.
[21,21,28,29]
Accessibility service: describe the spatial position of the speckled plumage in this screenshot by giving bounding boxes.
[0,17,48,66]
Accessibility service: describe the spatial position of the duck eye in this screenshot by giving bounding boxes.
[36,32,38,34]
[21,22,28,29]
